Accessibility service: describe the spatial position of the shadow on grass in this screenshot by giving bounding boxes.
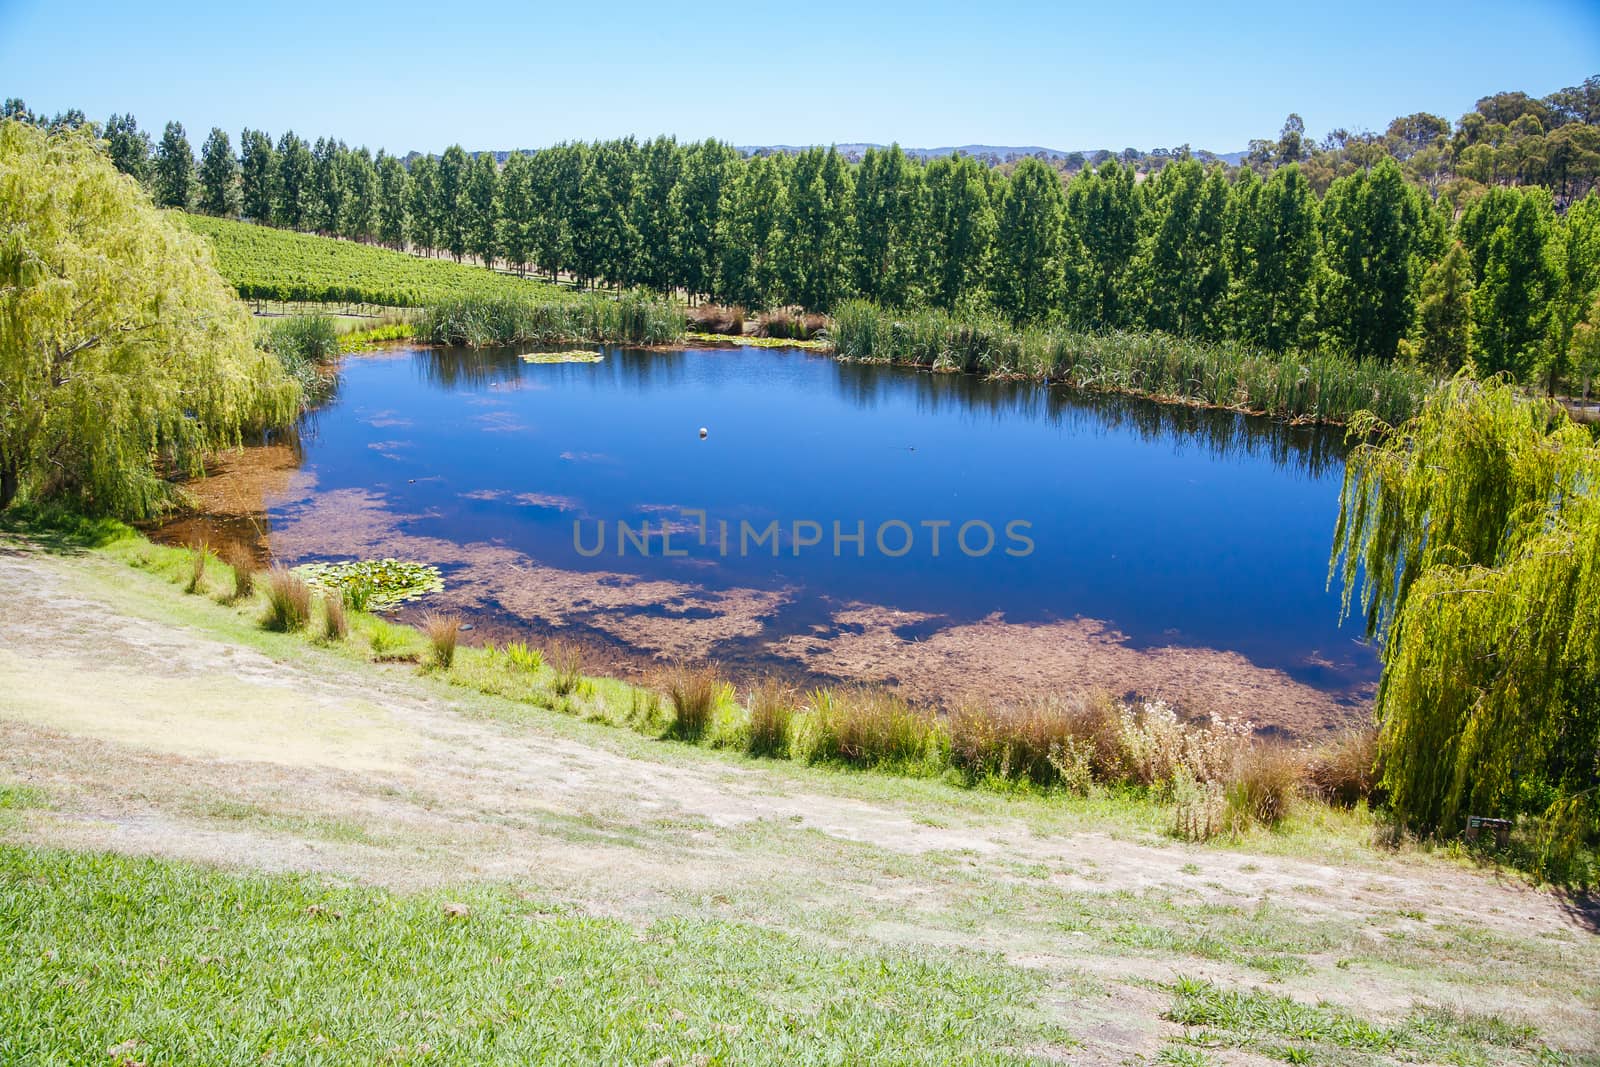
[0,506,136,555]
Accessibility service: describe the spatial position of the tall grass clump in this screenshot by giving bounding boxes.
[806,688,946,772]
[261,315,340,401]
[756,307,829,340]
[1224,746,1304,831]
[262,565,311,632]
[418,291,684,348]
[686,303,745,336]
[549,640,584,696]
[320,592,348,642]
[184,541,210,594]
[1303,728,1379,807]
[423,612,462,669]
[665,662,724,742]
[746,678,796,758]
[221,543,256,602]
[948,694,1123,788]
[831,300,1432,425]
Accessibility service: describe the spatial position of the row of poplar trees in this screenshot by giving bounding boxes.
[91,113,1600,389]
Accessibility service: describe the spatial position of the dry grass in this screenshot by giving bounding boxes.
[261,565,312,632]
[423,613,462,669]
[686,303,745,336]
[756,307,828,340]
[184,541,210,595]
[1225,746,1304,830]
[948,694,1125,787]
[1303,727,1379,807]
[221,544,256,602]
[321,593,348,642]
[665,662,723,742]
[746,678,795,758]
[549,640,583,696]
[808,688,943,770]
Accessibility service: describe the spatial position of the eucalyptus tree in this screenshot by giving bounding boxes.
[239,128,276,223]
[197,127,240,217]
[1317,158,1427,360]
[153,120,194,209]
[103,113,151,182]
[989,157,1064,323]
[372,152,408,249]
[273,131,312,229]
[0,121,297,515]
[405,154,439,254]
[672,139,738,301]
[1062,160,1142,327]
[435,145,470,261]
[463,151,500,269]
[921,154,995,310]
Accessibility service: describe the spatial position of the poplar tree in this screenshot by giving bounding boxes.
[103,113,150,182]
[273,131,312,229]
[375,151,409,249]
[1317,158,1426,360]
[989,157,1064,323]
[463,151,500,269]
[1412,242,1473,370]
[672,139,736,302]
[405,154,439,254]
[239,128,276,223]
[436,145,470,261]
[1063,161,1142,327]
[1233,164,1319,350]
[1471,190,1556,379]
[153,120,194,209]
[716,152,786,307]
[498,151,534,274]
[197,127,239,217]
[922,154,995,310]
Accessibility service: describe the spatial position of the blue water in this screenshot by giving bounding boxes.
[285,343,1375,694]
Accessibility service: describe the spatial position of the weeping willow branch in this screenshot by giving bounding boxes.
[1330,376,1600,841]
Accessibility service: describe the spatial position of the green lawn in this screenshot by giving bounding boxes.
[1,845,1067,1066]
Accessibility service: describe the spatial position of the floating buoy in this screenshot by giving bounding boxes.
[698,427,708,439]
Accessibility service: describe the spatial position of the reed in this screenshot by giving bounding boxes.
[220,543,256,602]
[262,565,312,632]
[184,541,210,595]
[745,678,796,758]
[418,291,685,348]
[549,640,584,696]
[423,612,462,669]
[806,688,946,772]
[665,662,723,742]
[830,300,1432,425]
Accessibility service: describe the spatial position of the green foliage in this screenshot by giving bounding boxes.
[0,845,1052,1066]
[1332,378,1600,855]
[184,213,568,306]
[294,558,444,613]
[831,301,1432,425]
[417,291,684,347]
[0,120,298,516]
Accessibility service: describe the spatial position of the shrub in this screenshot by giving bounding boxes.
[262,565,311,632]
[1225,746,1303,831]
[948,695,1122,787]
[757,307,829,340]
[1119,701,1252,786]
[504,640,543,672]
[549,640,583,696]
[687,303,745,336]
[1303,728,1379,807]
[320,592,348,641]
[221,543,256,602]
[184,541,210,594]
[1171,767,1226,842]
[809,688,945,771]
[423,613,462,669]
[746,678,796,758]
[666,662,723,742]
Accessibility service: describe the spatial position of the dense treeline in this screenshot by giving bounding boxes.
[8,78,1600,392]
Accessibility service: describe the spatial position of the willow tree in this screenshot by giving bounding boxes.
[1331,378,1600,841]
[0,120,298,516]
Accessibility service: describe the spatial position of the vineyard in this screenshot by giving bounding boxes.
[181,214,570,307]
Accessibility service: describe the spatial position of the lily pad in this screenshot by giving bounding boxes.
[520,350,604,364]
[295,558,444,612]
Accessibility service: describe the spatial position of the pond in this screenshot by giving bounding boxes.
[162,343,1379,735]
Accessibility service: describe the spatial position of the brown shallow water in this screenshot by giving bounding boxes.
[152,344,1376,737]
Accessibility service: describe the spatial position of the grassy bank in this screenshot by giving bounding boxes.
[831,301,1435,426]
[0,845,1056,1066]
[417,291,685,347]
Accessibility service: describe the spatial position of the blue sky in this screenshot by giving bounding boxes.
[2,0,1595,155]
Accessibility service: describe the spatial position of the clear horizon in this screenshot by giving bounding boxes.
[2,0,1596,156]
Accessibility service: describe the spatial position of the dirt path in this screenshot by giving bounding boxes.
[2,542,1595,1063]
